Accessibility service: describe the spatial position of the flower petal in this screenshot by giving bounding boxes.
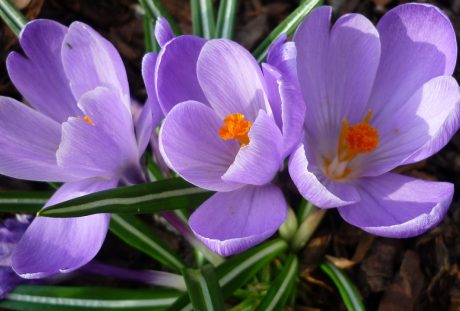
[155,35,207,114]
[222,110,283,185]
[289,144,360,208]
[0,96,72,182]
[57,87,139,180]
[61,22,130,109]
[369,3,457,114]
[294,7,381,158]
[155,16,174,47]
[338,173,453,238]
[197,39,270,121]
[142,52,163,128]
[360,76,460,176]
[159,101,242,192]
[189,184,287,256]
[12,178,117,279]
[266,33,298,86]
[6,19,79,123]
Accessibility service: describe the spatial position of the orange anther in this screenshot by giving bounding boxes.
[83,116,94,125]
[218,113,251,146]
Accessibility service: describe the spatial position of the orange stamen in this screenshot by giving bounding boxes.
[337,111,378,161]
[83,116,94,125]
[218,113,252,146]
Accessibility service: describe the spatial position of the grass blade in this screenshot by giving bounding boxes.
[255,254,299,311]
[215,0,238,39]
[167,239,288,310]
[183,265,225,311]
[252,0,322,62]
[0,191,51,214]
[110,214,186,273]
[0,285,181,311]
[39,178,212,217]
[191,0,215,39]
[0,0,27,36]
[320,262,365,311]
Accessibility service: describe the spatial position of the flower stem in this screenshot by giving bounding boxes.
[291,205,326,251]
[82,261,186,291]
[160,211,224,266]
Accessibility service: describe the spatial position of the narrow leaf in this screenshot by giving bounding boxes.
[138,0,181,35]
[167,239,288,310]
[183,265,225,311]
[252,0,323,62]
[0,285,181,311]
[191,0,216,39]
[0,0,27,36]
[255,254,299,311]
[190,0,203,37]
[39,178,212,217]
[320,262,365,311]
[110,214,186,273]
[0,191,51,214]
[215,0,238,39]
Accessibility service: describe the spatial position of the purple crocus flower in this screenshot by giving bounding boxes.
[1,19,150,278]
[144,18,305,256]
[0,216,30,298]
[290,4,459,237]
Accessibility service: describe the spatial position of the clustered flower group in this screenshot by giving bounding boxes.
[0,2,458,293]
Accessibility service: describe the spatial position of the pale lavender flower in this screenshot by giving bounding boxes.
[290,4,459,237]
[0,216,30,298]
[1,19,150,278]
[143,18,305,256]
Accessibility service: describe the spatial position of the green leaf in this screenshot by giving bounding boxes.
[183,265,225,311]
[0,191,51,214]
[167,239,288,310]
[0,285,181,311]
[138,0,181,35]
[110,214,186,273]
[191,0,216,39]
[215,0,238,39]
[39,178,212,217]
[252,0,323,62]
[255,254,298,311]
[320,262,365,311]
[0,0,27,36]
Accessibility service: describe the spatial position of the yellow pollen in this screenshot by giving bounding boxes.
[218,113,252,146]
[338,110,379,161]
[83,116,94,125]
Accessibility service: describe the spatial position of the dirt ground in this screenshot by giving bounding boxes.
[0,0,459,310]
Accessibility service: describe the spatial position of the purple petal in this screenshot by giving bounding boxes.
[369,3,457,114]
[155,17,174,47]
[6,19,80,123]
[155,35,207,114]
[222,110,283,185]
[61,22,130,108]
[57,87,139,180]
[288,144,360,208]
[294,7,381,157]
[189,184,287,256]
[142,52,163,128]
[12,178,117,278]
[360,76,460,177]
[0,268,22,299]
[197,39,270,121]
[0,96,73,182]
[159,101,242,192]
[135,99,153,156]
[262,63,305,157]
[338,173,453,238]
[266,33,298,87]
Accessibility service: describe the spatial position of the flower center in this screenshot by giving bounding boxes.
[218,113,251,146]
[325,111,379,180]
[83,115,94,125]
